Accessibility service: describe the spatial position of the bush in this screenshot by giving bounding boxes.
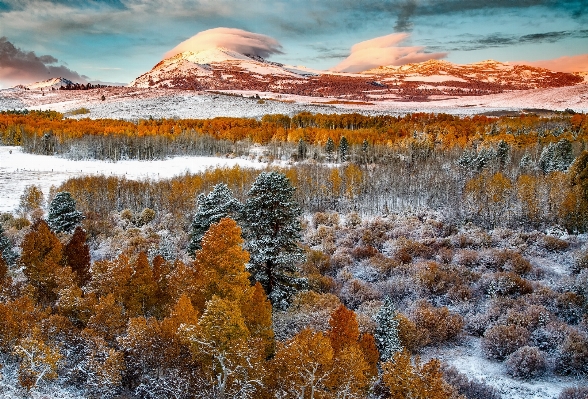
[482,324,530,360]
[442,364,501,399]
[541,235,569,252]
[555,330,588,376]
[481,272,533,297]
[410,300,463,347]
[505,346,547,379]
[559,386,588,399]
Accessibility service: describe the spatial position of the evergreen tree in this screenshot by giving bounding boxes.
[539,138,573,173]
[188,183,242,256]
[519,152,533,169]
[374,297,402,361]
[0,223,17,266]
[338,136,349,163]
[325,137,335,162]
[496,140,510,167]
[47,192,83,233]
[242,172,306,309]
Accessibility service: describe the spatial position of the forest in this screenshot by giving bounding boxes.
[1,110,588,398]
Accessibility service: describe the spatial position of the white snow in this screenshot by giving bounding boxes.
[0,146,265,213]
[403,75,468,83]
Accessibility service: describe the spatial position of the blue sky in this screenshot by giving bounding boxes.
[0,0,587,86]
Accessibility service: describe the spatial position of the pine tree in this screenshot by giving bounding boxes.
[374,297,403,361]
[496,140,510,167]
[47,191,83,233]
[519,152,533,169]
[242,172,306,309]
[188,183,242,256]
[339,136,349,163]
[539,138,573,173]
[0,223,17,266]
[325,137,335,162]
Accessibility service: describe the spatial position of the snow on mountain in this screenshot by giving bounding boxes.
[130,51,585,101]
[362,59,584,91]
[18,77,75,90]
[129,47,309,90]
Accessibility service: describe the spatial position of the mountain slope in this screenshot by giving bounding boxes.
[15,77,75,91]
[131,51,586,101]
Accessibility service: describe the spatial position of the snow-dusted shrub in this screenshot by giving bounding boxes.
[572,247,588,274]
[369,253,399,275]
[505,304,550,332]
[361,218,391,249]
[531,321,571,352]
[454,249,480,268]
[555,330,588,376]
[481,272,533,297]
[410,300,464,347]
[312,212,339,228]
[505,346,547,379]
[416,261,472,298]
[345,211,362,228]
[540,235,569,252]
[393,238,434,264]
[482,324,530,360]
[558,386,588,399]
[555,292,585,324]
[442,364,501,399]
[340,278,383,309]
[351,245,379,260]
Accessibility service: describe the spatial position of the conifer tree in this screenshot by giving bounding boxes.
[339,136,349,163]
[297,138,307,160]
[47,191,83,233]
[0,223,17,266]
[374,297,403,361]
[539,138,573,173]
[325,137,335,162]
[188,183,242,256]
[243,172,305,309]
[496,140,510,167]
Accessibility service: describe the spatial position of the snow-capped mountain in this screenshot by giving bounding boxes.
[130,51,585,100]
[16,77,75,90]
[129,47,310,90]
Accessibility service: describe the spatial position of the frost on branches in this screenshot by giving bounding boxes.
[188,183,242,256]
[0,224,17,266]
[243,172,306,309]
[374,297,403,361]
[47,192,83,234]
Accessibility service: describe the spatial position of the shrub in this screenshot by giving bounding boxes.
[559,387,588,399]
[454,249,479,268]
[481,272,533,297]
[573,248,588,273]
[555,330,588,376]
[442,364,501,399]
[541,235,569,252]
[410,300,463,347]
[340,279,382,309]
[345,212,362,228]
[505,346,547,379]
[482,324,530,360]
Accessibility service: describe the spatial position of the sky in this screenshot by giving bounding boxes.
[0,0,587,87]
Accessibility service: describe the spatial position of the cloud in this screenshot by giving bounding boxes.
[331,33,447,73]
[0,37,88,86]
[514,54,588,73]
[164,27,283,59]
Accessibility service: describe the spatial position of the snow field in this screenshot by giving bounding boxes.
[0,146,265,213]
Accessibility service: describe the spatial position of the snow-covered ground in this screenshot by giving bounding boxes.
[0,146,265,213]
[425,337,582,399]
[1,84,586,120]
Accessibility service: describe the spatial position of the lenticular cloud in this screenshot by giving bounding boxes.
[332,33,447,73]
[164,28,283,60]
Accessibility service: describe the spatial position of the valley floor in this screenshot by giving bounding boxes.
[1,84,587,120]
